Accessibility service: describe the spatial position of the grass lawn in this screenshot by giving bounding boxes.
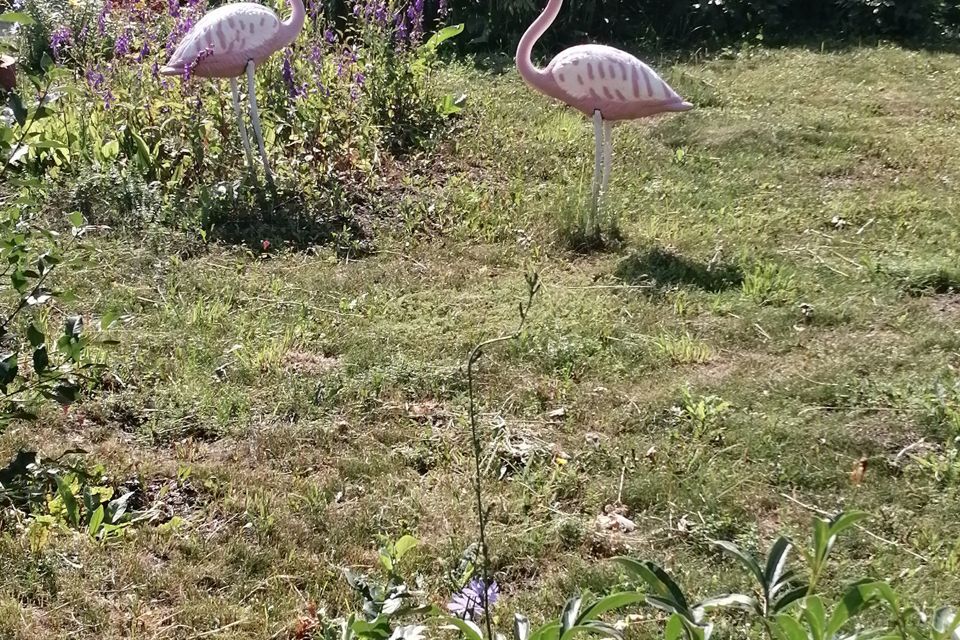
[2,43,960,638]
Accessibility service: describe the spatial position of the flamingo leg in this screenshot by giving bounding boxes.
[246,61,273,183]
[230,77,255,173]
[590,110,603,232]
[601,120,614,209]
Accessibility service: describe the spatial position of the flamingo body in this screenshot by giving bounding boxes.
[516,0,693,224]
[161,0,305,182]
[544,45,691,121]
[160,3,287,78]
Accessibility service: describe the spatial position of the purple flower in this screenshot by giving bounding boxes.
[96,7,108,36]
[394,12,409,45]
[324,28,337,44]
[49,26,72,61]
[85,67,105,89]
[447,579,499,621]
[115,29,133,57]
[438,0,449,16]
[137,41,151,63]
[406,0,425,42]
[282,49,305,99]
[168,0,181,18]
[354,71,365,87]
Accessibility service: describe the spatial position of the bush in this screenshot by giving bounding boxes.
[442,0,960,51]
[2,0,463,235]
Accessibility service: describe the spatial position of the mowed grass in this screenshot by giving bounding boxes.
[3,44,960,638]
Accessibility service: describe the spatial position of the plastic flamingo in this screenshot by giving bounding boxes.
[161,0,306,182]
[516,0,693,217]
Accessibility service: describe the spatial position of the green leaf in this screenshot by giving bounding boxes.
[55,476,79,528]
[578,592,645,623]
[350,616,392,640]
[394,534,419,561]
[31,139,67,149]
[68,211,84,228]
[772,615,810,640]
[933,607,958,638]
[765,537,794,596]
[515,614,530,640]
[614,557,689,612]
[559,622,622,640]
[827,512,869,539]
[664,615,686,640]
[713,540,764,586]
[826,583,883,638]
[0,11,36,25]
[64,315,83,338]
[131,130,151,167]
[27,322,47,349]
[443,616,484,640]
[7,93,26,127]
[696,594,760,616]
[0,352,18,389]
[561,596,582,635]
[800,596,827,640]
[88,505,104,537]
[32,344,47,374]
[774,586,811,614]
[422,23,464,51]
[40,53,54,73]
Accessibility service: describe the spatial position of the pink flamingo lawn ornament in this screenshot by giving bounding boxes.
[516,0,693,220]
[160,0,306,182]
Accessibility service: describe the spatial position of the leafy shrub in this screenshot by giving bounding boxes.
[442,0,960,51]
[2,0,463,235]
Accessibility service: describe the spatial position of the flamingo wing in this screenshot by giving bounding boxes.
[165,3,280,74]
[549,45,681,104]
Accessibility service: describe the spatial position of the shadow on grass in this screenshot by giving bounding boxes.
[614,246,743,293]
[201,179,371,256]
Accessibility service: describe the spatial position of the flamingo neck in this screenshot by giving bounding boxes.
[278,0,307,48]
[516,0,562,90]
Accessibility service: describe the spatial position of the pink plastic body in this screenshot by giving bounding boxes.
[516,0,693,121]
[160,0,304,78]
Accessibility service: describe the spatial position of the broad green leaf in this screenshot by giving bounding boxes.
[31,139,67,149]
[515,614,530,640]
[394,534,419,561]
[0,11,36,25]
[0,352,17,390]
[713,539,764,585]
[812,517,831,564]
[828,512,869,539]
[55,476,79,528]
[664,615,685,640]
[40,53,53,73]
[67,211,84,228]
[826,582,883,638]
[933,607,958,638]
[766,537,794,596]
[422,23,464,52]
[88,505,104,537]
[696,594,760,615]
[561,596,582,635]
[800,596,827,640]
[559,621,621,640]
[772,615,811,640]
[7,93,26,127]
[131,130,151,167]
[32,344,47,374]
[443,616,484,640]
[99,310,118,330]
[578,592,645,622]
[775,586,811,614]
[26,323,44,348]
